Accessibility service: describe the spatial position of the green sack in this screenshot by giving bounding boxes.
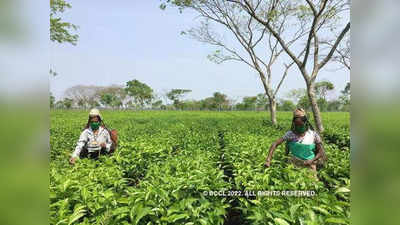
[287,141,316,160]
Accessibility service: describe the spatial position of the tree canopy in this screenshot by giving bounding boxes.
[50,0,79,45]
[167,89,192,109]
[125,80,154,107]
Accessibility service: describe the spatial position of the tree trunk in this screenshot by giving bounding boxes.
[269,97,277,126]
[307,83,324,133]
[258,72,278,126]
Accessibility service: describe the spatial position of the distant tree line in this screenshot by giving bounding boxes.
[50,79,349,112]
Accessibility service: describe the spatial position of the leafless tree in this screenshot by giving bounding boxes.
[64,85,102,109]
[226,0,350,133]
[167,0,310,125]
[327,35,350,70]
[64,85,129,109]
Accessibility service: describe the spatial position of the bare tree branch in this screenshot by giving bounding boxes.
[227,0,304,68]
[274,48,306,96]
[225,0,350,133]
[320,37,350,70]
[318,22,350,71]
[302,0,327,68]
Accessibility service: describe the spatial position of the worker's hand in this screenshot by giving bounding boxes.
[264,160,271,168]
[69,157,77,165]
[100,142,106,148]
[303,160,313,166]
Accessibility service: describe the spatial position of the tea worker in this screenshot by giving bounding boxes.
[264,108,327,172]
[69,109,113,164]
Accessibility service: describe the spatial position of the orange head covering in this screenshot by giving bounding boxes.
[293,108,306,118]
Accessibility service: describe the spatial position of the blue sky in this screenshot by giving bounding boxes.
[49,0,349,102]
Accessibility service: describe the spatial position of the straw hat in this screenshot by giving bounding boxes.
[89,108,102,120]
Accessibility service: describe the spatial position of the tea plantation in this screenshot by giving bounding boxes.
[50,111,350,225]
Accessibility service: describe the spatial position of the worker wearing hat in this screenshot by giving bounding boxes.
[264,108,327,172]
[69,109,113,164]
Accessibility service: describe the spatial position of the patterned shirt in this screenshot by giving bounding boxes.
[72,126,112,158]
[282,130,322,145]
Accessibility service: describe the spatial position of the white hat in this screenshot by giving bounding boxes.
[89,108,102,119]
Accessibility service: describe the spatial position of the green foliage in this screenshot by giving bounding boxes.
[125,79,154,107]
[339,83,350,111]
[278,99,295,111]
[219,112,350,225]
[61,98,73,109]
[160,0,193,12]
[327,100,342,112]
[50,0,79,45]
[166,89,192,110]
[151,100,163,109]
[50,111,349,224]
[296,4,313,21]
[315,81,335,101]
[318,98,328,112]
[213,92,229,110]
[166,89,192,102]
[285,88,305,103]
[298,94,311,111]
[256,94,269,110]
[100,93,116,108]
[200,97,215,110]
[285,81,342,112]
[342,83,350,96]
[236,96,257,111]
[50,93,55,109]
[267,9,278,21]
[98,85,126,109]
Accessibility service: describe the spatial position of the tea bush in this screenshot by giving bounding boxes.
[50,110,350,225]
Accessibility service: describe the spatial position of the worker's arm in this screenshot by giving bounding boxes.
[310,143,326,164]
[70,130,88,164]
[264,138,285,167]
[102,129,113,152]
